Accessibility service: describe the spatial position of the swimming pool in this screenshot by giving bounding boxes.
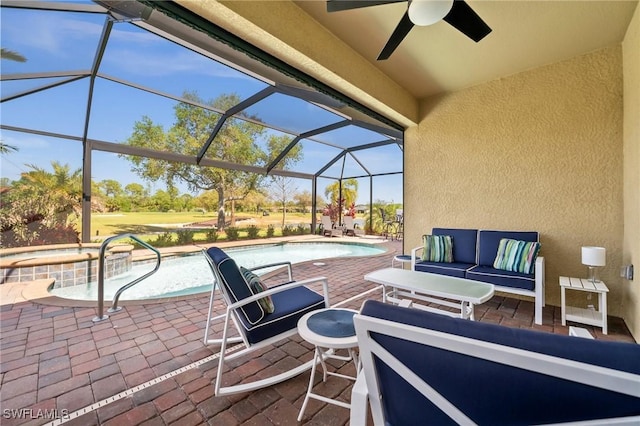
[48,242,386,301]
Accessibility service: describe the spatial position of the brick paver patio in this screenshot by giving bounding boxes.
[0,236,635,425]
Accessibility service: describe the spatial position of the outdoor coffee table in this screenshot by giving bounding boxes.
[297,308,359,421]
[364,268,494,320]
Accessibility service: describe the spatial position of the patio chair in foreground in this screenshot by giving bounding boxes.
[203,247,330,396]
[351,300,640,425]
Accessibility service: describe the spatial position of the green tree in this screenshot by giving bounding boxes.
[100,179,123,198]
[0,142,18,154]
[123,92,266,229]
[324,178,358,220]
[1,48,26,62]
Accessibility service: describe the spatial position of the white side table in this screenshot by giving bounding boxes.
[560,276,608,334]
[297,308,359,421]
[391,254,412,269]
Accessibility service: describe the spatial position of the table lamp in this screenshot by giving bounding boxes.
[581,246,606,283]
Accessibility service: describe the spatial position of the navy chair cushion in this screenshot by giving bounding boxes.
[360,300,640,425]
[477,230,539,267]
[206,247,264,325]
[414,261,475,278]
[433,228,478,264]
[242,284,326,344]
[466,265,535,291]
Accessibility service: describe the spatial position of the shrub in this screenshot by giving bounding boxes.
[266,224,275,238]
[206,228,218,242]
[151,232,174,247]
[226,227,240,241]
[296,224,306,235]
[247,225,259,239]
[176,229,195,244]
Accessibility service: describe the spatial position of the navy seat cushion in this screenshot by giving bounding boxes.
[477,230,538,267]
[414,261,475,278]
[241,284,326,344]
[433,228,478,264]
[360,300,640,426]
[466,265,535,291]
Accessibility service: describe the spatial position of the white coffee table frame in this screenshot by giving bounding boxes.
[560,276,608,334]
[364,268,494,320]
[297,308,360,421]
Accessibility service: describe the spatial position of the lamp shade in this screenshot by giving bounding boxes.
[581,246,606,267]
[408,0,454,26]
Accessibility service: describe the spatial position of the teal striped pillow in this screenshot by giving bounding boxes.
[422,235,454,263]
[240,266,275,314]
[493,239,541,274]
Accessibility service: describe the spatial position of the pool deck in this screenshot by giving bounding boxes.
[0,235,636,425]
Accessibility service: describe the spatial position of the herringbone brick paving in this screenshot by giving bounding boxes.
[0,237,635,425]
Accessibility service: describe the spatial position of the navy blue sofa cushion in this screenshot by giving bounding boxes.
[477,230,539,267]
[360,300,640,425]
[466,265,536,291]
[433,228,478,264]
[414,261,475,278]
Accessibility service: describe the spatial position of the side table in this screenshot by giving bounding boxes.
[392,254,412,269]
[560,276,608,334]
[296,308,359,421]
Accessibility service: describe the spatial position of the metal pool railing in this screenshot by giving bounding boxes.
[93,234,161,323]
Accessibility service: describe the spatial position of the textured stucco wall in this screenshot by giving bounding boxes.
[405,47,625,320]
[622,5,640,340]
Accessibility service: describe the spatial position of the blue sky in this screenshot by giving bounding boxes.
[0,2,403,205]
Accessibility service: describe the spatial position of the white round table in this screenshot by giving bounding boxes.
[296,308,359,421]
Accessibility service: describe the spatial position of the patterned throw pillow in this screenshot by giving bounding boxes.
[493,238,541,274]
[421,235,454,263]
[240,267,275,314]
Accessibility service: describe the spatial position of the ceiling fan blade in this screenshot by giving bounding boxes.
[443,0,491,42]
[327,0,405,13]
[377,11,414,60]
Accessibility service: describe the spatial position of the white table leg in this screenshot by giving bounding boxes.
[298,347,321,421]
[601,291,607,334]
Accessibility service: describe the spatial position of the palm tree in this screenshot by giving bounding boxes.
[0,142,18,154]
[1,48,26,62]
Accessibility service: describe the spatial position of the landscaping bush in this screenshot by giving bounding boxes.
[266,224,275,238]
[176,229,195,244]
[151,232,174,247]
[247,225,259,239]
[296,224,306,235]
[206,228,218,242]
[226,227,240,241]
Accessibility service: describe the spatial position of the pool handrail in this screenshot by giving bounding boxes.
[93,234,161,323]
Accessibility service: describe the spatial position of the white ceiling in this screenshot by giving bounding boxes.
[295,0,638,99]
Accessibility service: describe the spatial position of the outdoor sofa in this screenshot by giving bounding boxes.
[411,228,545,324]
[350,300,640,425]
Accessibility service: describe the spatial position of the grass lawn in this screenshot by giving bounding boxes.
[85,211,316,240]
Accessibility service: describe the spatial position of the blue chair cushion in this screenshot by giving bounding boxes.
[414,261,474,278]
[466,265,535,291]
[433,228,478,264]
[360,300,640,425]
[206,247,264,325]
[240,284,326,344]
[477,230,538,267]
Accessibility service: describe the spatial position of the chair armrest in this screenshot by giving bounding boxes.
[349,372,369,426]
[250,261,293,282]
[410,246,423,270]
[227,276,330,310]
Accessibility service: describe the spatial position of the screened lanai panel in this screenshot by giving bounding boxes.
[88,77,220,147]
[0,7,105,74]
[315,124,389,149]
[2,79,90,137]
[0,130,83,186]
[1,77,85,100]
[351,143,403,175]
[241,92,345,135]
[320,153,368,180]
[270,139,343,175]
[99,22,269,105]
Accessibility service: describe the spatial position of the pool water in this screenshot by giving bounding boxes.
[49,242,384,301]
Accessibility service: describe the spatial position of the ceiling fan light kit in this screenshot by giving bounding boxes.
[327,0,492,60]
[408,0,454,26]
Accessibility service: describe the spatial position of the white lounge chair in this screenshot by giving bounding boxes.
[321,215,342,237]
[343,216,364,236]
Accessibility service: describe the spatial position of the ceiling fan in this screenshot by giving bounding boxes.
[327,0,491,60]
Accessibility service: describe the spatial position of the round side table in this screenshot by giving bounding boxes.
[296,308,359,421]
[392,254,412,269]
